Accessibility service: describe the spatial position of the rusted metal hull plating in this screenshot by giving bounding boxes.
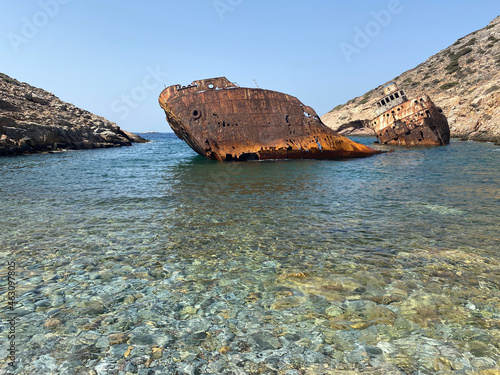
[159,77,380,161]
[371,92,450,146]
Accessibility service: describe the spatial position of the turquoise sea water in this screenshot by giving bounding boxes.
[0,134,499,374]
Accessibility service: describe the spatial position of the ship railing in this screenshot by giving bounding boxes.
[177,84,198,91]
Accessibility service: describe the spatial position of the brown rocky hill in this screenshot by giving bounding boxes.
[0,73,147,156]
[322,16,500,143]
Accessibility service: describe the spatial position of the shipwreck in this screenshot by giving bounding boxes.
[159,77,380,161]
[370,83,450,146]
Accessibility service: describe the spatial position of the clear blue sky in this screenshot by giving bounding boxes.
[1,0,498,133]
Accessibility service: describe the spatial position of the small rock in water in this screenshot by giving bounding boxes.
[325,302,345,317]
[365,345,384,358]
[44,318,62,329]
[249,332,282,351]
[108,333,130,346]
[466,302,477,310]
[80,299,105,315]
[129,333,156,346]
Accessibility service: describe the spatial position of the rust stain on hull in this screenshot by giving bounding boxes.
[370,83,450,146]
[159,77,380,161]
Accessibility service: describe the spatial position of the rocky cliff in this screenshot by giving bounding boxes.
[322,16,500,143]
[0,73,147,156]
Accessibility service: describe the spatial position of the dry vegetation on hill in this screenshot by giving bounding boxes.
[322,16,500,143]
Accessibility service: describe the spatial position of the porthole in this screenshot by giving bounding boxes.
[192,109,202,119]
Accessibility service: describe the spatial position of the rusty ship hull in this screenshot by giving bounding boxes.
[159,77,380,161]
[370,84,450,146]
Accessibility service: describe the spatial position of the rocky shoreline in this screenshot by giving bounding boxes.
[0,73,148,156]
[322,16,500,144]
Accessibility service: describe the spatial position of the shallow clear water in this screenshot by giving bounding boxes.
[0,134,499,374]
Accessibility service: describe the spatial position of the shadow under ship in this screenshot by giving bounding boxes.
[159,77,380,161]
[370,83,450,146]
